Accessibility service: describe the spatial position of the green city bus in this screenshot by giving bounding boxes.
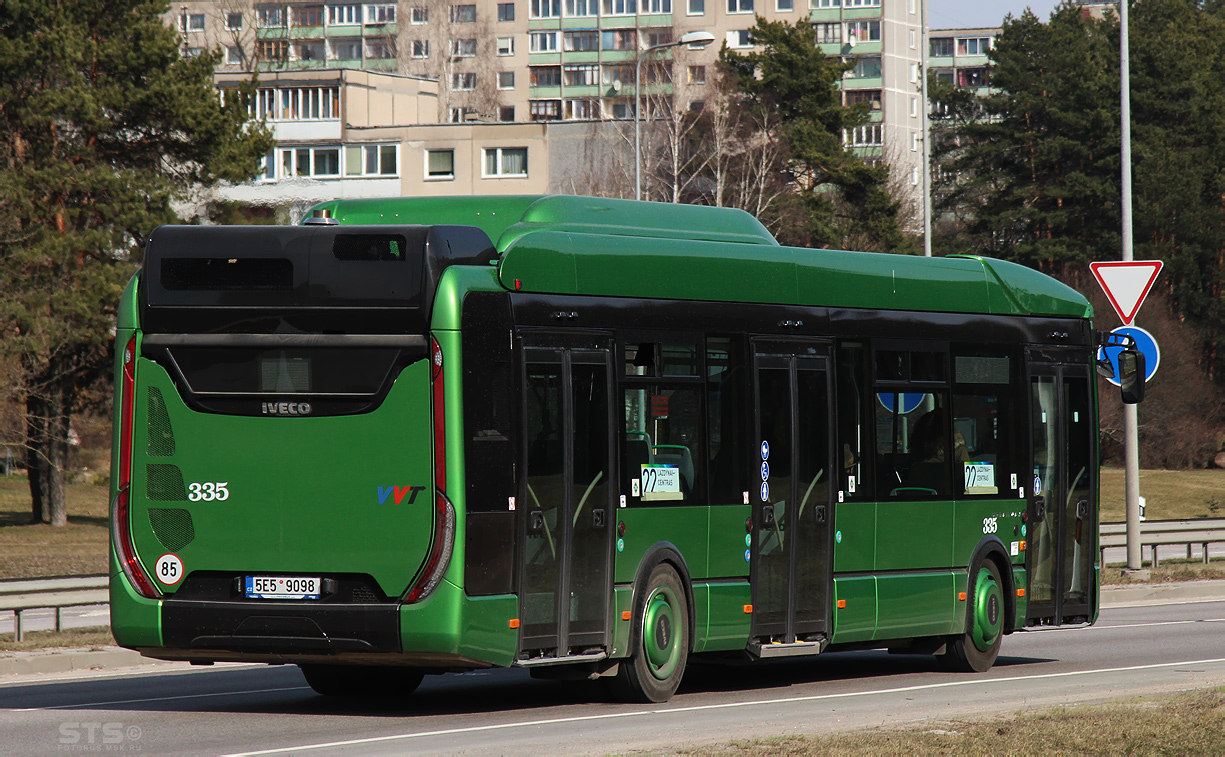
[110,195,1134,703]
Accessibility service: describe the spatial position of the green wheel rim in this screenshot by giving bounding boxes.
[642,585,681,680]
[971,567,1004,652]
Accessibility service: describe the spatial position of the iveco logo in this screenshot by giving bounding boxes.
[261,401,313,416]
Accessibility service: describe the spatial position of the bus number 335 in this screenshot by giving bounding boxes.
[188,482,230,501]
[982,517,998,534]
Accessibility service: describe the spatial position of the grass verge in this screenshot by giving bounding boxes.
[1102,557,1225,585]
[680,686,1225,755]
[0,626,114,654]
[0,475,110,579]
[1099,467,1225,522]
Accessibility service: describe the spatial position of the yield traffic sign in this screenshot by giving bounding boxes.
[1089,260,1163,326]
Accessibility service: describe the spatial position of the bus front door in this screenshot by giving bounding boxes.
[1026,357,1095,625]
[519,341,614,659]
[750,343,834,650]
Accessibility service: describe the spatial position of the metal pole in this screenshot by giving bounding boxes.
[921,0,932,257]
[1120,0,1143,573]
[635,51,646,201]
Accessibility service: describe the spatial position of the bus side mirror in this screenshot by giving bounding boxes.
[1119,348,1145,404]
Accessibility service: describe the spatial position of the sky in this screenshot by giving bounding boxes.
[929,0,1065,30]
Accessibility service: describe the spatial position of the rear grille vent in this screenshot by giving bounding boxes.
[146,463,188,501]
[146,387,176,456]
[148,508,195,552]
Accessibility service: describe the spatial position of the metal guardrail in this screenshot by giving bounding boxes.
[1100,518,1225,568]
[0,574,109,642]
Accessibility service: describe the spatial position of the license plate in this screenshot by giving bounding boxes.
[245,576,321,599]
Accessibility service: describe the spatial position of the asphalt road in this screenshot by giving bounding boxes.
[3,599,1225,755]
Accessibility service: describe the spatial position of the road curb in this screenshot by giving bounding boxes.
[0,647,167,678]
[1101,578,1225,608]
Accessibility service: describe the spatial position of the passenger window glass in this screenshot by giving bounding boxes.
[953,353,1017,498]
[625,341,697,377]
[875,391,949,498]
[661,343,697,376]
[625,342,657,377]
[707,337,746,505]
[623,385,703,504]
[837,342,873,500]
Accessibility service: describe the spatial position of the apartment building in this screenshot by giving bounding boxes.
[928,27,994,97]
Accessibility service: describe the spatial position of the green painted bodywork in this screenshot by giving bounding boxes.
[614,507,710,585]
[696,581,752,652]
[832,576,877,642]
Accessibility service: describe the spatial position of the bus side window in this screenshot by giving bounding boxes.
[707,337,747,505]
[623,385,704,505]
[952,352,1016,498]
[836,342,873,500]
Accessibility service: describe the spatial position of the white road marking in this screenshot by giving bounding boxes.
[1091,618,1225,631]
[223,657,1225,756]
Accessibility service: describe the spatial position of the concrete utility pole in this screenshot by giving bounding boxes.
[1119,0,1144,575]
[921,0,932,257]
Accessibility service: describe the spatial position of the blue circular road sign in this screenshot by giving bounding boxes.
[876,392,926,414]
[1097,326,1160,387]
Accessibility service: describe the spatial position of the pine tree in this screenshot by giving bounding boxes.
[0,0,273,525]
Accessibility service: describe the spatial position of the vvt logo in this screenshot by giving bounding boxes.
[377,486,426,505]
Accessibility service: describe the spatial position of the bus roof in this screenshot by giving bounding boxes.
[307,195,779,251]
[308,196,1091,319]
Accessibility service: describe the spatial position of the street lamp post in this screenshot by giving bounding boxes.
[634,30,715,202]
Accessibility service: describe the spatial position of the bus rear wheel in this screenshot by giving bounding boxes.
[300,664,425,699]
[939,560,1005,673]
[607,563,689,703]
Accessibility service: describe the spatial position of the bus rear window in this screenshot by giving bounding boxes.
[161,258,293,291]
[167,348,399,396]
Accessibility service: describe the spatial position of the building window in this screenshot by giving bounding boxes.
[564,64,599,86]
[257,39,288,61]
[957,37,990,56]
[452,72,477,90]
[911,166,920,186]
[258,5,286,27]
[426,149,455,179]
[255,86,340,121]
[531,65,561,87]
[498,71,515,89]
[530,100,562,120]
[845,89,881,109]
[603,63,635,85]
[844,123,883,146]
[602,0,638,14]
[344,144,398,176]
[409,5,428,22]
[331,39,362,59]
[642,0,671,12]
[726,30,752,49]
[909,29,917,49]
[688,65,705,84]
[451,4,477,22]
[777,0,793,9]
[452,38,477,57]
[810,0,840,6]
[688,0,704,12]
[365,37,395,58]
[449,107,470,123]
[602,29,637,50]
[845,0,880,6]
[530,31,559,52]
[182,47,205,58]
[958,67,989,87]
[911,132,921,152]
[279,146,341,178]
[566,99,599,119]
[411,40,429,58]
[366,3,396,23]
[226,46,243,65]
[484,147,528,177]
[930,38,953,57]
[180,12,205,32]
[497,36,515,55]
[531,0,561,17]
[564,30,599,51]
[645,28,672,46]
[498,2,515,20]
[935,68,954,85]
[566,0,597,15]
[328,4,361,24]
[850,57,881,78]
[910,62,919,83]
[814,23,840,44]
[910,96,918,117]
[296,40,325,61]
[727,0,752,12]
[846,20,880,43]
[499,105,516,121]
[294,6,324,26]
[225,12,243,30]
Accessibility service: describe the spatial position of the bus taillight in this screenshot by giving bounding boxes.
[112,335,160,599]
[403,335,455,603]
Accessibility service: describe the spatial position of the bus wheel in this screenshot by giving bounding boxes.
[939,560,1005,673]
[299,665,425,699]
[607,563,690,703]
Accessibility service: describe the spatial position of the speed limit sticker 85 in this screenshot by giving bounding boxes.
[155,554,184,585]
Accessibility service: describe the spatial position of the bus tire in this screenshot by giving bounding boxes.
[939,559,1005,673]
[299,664,425,699]
[607,563,689,703]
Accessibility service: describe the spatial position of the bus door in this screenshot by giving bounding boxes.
[749,341,834,651]
[1026,355,1095,625]
[519,336,615,658]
